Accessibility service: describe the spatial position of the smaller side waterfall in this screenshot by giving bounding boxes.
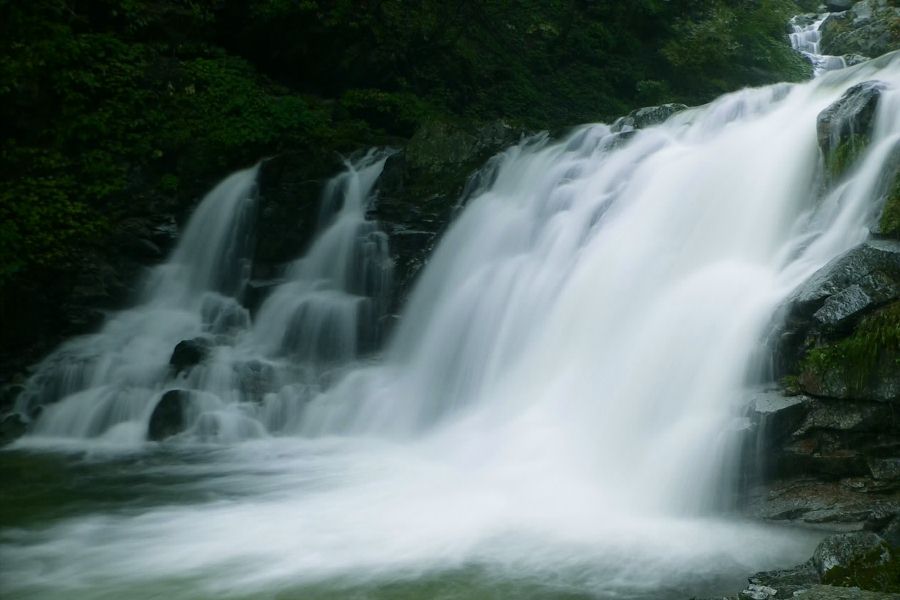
[789,13,848,76]
[252,150,394,363]
[15,151,394,445]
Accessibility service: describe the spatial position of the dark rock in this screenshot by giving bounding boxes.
[817,80,887,180]
[255,153,338,271]
[372,120,527,304]
[610,102,688,133]
[169,338,211,374]
[404,120,520,176]
[745,478,900,528]
[793,584,900,598]
[796,399,896,436]
[749,561,820,598]
[812,532,891,582]
[774,240,900,377]
[882,516,900,549]
[0,383,23,413]
[826,0,856,11]
[0,413,27,445]
[147,389,190,441]
[869,457,900,481]
[821,1,900,59]
[749,389,812,442]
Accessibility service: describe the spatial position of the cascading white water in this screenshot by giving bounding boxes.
[789,12,849,76]
[14,150,393,445]
[4,52,900,600]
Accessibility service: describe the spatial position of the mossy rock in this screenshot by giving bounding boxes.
[799,301,900,402]
[877,170,900,239]
[817,81,887,182]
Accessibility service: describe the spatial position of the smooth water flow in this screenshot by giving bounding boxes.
[15,150,393,444]
[790,12,848,76]
[3,52,900,599]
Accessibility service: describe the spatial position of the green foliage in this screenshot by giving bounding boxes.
[662,0,812,100]
[0,0,816,290]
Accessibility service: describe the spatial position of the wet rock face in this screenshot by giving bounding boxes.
[254,153,338,273]
[816,80,887,181]
[813,532,891,579]
[774,240,900,378]
[793,584,900,598]
[372,120,527,305]
[820,0,900,60]
[147,389,190,441]
[609,102,688,133]
[169,338,211,375]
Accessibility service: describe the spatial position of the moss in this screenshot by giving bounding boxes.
[822,545,900,592]
[801,302,900,397]
[825,133,871,181]
[879,172,900,237]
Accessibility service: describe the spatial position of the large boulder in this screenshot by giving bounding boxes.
[748,561,820,598]
[817,80,887,181]
[169,337,211,375]
[797,300,900,403]
[820,1,900,60]
[609,102,688,133]
[774,240,900,375]
[813,532,894,587]
[147,389,191,441]
[826,0,858,10]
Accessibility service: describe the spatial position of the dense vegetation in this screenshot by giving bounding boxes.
[0,0,812,364]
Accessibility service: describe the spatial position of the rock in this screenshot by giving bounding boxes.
[821,1,900,59]
[749,561,820,598]
[791,241,900,330]
[795,399,895,436]
[826,0,856,11]
[0,383,23,413]
[169,338,210,374]
[749,389,812,440]
[373,120,526,303]
[817,80,887,180]
[793,584,900,598]
[0,413,27,445]
[404,120,520,176]
[881,516,900,549]
[873,161,900,239]
[774,240,900,377]
[813,532,891,581]
[868,457,900,481]
[610,102,688,133]
[147,389,190,441]
[255,153,339,271]
[844,54,872,67]
[745,478,900,529]
[740,583,779,599]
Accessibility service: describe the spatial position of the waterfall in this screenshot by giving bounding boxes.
[4,52,900,600]
[789,12,848,76]
[15,150,393,444]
